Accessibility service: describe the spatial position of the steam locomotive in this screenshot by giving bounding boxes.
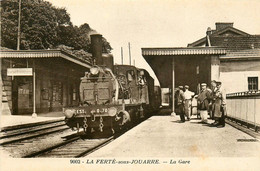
[63,34,161,134]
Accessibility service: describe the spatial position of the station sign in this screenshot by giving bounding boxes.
[7,68,33,76]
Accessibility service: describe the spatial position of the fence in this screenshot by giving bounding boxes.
[226,91,260,132]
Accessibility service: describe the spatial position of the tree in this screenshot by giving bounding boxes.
[1,0,62,49]
[0,0,112,53]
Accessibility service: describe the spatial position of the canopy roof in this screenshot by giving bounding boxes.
[0,49,92,68]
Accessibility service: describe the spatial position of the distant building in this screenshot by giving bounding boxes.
[188,22,260,93]
[142,22,260,112]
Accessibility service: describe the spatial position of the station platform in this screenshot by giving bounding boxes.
[88,115,260,158]
[0,112,64,129]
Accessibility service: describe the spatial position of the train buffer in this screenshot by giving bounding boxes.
[88,114,260,158]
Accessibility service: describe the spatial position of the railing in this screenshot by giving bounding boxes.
[226,90,260,132]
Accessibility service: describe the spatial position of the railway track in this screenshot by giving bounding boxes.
[24,134,115,158]
[0,119,69,145]
[1,116,148,158]
[23,122,138,158]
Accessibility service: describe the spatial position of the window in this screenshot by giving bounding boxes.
[248,77,258,91]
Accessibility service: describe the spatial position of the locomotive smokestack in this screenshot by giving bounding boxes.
[91,34,103,65]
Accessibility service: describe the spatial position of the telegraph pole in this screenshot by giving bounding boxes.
[121,47,123,64]
[128,42,131,65]
[17,0,22,50]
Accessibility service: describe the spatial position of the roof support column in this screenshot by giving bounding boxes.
[32,60,37,117]
[171,57,175,113]
[211,55,220,81]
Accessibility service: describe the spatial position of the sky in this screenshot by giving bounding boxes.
[47,0,260,85]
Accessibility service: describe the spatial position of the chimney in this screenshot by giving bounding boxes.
[90,34,103,65]
[206,27,212,36]
[206,27,211,47]
[215,22,234,31]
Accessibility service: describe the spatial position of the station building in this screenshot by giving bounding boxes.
[142,22,260,111]
[0,49,92,115]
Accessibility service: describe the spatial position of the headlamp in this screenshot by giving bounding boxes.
[108,107,117,116]
[64,109,76,118]
[90,67,99,75]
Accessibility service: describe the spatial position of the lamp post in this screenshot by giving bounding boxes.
[121,47,124,64]
[128,42,131,65]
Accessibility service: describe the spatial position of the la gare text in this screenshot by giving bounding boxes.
[70,159,191,165]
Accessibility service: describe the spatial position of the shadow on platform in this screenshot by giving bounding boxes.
[155,107,172,116]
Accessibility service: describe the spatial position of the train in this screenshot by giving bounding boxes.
[63,34,161,134]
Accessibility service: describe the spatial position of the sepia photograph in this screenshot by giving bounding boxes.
[0,0,260,170]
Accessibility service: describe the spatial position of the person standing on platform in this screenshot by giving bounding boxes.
[197,83,211,123]
[212,81,226,128]
[206,85,213,119]
[183,85,195,121]
[175,86,185,122]
[210,80,217,121]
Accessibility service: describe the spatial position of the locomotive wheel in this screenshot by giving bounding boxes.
[112,123,122,133]
[81,127,93,138]
[129,109,139,124]
[84,127,92,134]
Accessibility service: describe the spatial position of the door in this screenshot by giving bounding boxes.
[12,77,33,114]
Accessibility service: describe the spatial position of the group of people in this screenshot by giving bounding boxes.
[175,80,226,128]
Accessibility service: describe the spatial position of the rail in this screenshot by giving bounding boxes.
[226,90,260,132]
[0,120,68,145]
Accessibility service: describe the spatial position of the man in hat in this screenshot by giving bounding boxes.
[183,85,195,121]
[212,81,226,127]
[175,86,185,122]
[209,80,217,120]
[197,83,211,123]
